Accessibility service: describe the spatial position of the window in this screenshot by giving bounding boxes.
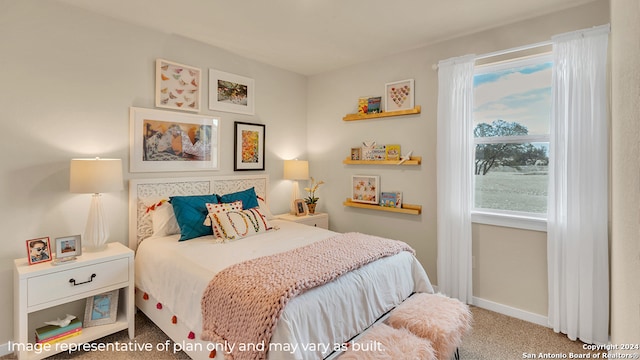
[472,54,551,230]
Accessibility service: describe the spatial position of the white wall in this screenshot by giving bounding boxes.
[0,0,307,349]
[307,0,609,319]
[610,0,640,347]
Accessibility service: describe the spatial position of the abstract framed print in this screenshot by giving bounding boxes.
[234,121,265,171]
[209,69,255,115]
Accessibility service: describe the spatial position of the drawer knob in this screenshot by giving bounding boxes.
[69,273,96,286]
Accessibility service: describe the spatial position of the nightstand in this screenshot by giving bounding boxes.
[13,242,134,360]
[276,212,329,229]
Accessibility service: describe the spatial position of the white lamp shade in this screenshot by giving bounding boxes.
[283,160,309,180]
[70,158,123,194]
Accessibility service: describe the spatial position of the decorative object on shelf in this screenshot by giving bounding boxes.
[70,158,123,252]
[358,97,368,114]
[234,121,265,171]
[26,237,52,265]
[385,144,401,161]
[351,175,380,205]
[84,289,119,327]
[155,59,201,112]
[53,235,81,265]
[385,79,415,112]
[362,140,386,161]
[293,199,307,216]
[380,192,403,208]
[209,69,255,115]
[36,315,82,344]
[304,177,324,214]
[130,107,220,172]
[367,96,382,114]
[350,147,362,160]
[398,150,414,165]
[284,159,309,214]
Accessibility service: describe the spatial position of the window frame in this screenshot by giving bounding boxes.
[471,53,552,232]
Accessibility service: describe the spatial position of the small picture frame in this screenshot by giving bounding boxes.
[351,175,380,205]
[84,290,119,327]
[209,69,255,115]
[385,79,415,112]
[155,58,201,112]
[54,235,81,264]
[234,121,266,171]
[293,199,307,216]
[350,147,362,161]
[26,237,52,265]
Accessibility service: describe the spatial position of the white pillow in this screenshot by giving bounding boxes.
[142,198,180,237]
[204,201,243,238]
[256,195,275,220]
[209,208,273,243]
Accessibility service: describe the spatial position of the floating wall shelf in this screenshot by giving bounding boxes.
[343,156,422,166]
[343,198,422,215]
[343,106,421,121]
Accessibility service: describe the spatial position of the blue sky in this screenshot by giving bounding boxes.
[474,61,552,135]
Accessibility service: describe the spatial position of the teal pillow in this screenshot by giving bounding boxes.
[219,187,259,209]
[170,194,219,241]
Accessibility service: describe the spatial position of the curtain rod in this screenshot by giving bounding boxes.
[432,40,552,70]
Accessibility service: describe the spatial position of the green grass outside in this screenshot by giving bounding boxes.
[474,167,548,213]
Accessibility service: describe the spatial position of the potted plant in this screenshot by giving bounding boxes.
[304,177,324,214]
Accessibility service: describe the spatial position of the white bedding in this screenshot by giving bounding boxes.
[135,220,433,359]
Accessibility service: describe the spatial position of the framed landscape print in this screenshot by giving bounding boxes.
[84,290,119,327]
[234,121,265,171]
[155,59,201,112]
[209,69,255,115]
[130,107,220,172]
[351,175,380,204]
[385,79,414,112]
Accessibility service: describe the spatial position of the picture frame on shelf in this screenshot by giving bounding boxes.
[351,175,380,205]
[84,289,119,327]
[234,121,265,171]
[350,147,362,160]
[26,237,52,265]
[293,199,307,216]
[129,107,220,172]
[385,79,414,112]
[155,59,201,112]
[53,235,81,264]
[209,69,255,115]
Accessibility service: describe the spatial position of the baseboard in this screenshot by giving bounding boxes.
[472,296,549,328]
[0,342,11,357]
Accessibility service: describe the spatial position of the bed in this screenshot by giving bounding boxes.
[129,175,434,359]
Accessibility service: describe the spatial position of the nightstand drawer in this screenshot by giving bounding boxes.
[27,258,129,307]
[297,216,329,228]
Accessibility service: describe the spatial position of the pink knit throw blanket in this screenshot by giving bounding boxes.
[200,232,415,360]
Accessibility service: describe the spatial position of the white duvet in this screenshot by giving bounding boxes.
[135,220,433,359]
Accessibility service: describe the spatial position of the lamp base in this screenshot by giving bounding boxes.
[83,193,110,252]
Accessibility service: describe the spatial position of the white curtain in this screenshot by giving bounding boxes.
[547,24,610,345]
[436,54,475,303]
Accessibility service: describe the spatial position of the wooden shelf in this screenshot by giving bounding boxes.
[343,156,421,165]
[343,106,421,121]
[343,198,422,215]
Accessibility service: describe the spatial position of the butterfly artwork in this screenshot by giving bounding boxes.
[155,59,201,112]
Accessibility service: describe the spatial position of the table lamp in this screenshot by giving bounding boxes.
[70,158,123,252]
[284,160,309,214]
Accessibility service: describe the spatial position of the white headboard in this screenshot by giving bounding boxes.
[128,174,269,250]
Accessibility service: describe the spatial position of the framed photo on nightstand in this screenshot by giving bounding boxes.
[26,237,52,265]
[54,235,81,264]
[293,199,307,216]
[84,289,119,327]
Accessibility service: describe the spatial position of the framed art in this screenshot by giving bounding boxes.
[293,199,307,216]
[384,79,415,112]
[350,147,362,161]
[130,107,220,172]
[234,121,265,171]
[53,235,81,264]
[84,289,119,327]
[155,59,201,112]
[26,237,52,265]
[209,69,255,115]
[351,175,380,205]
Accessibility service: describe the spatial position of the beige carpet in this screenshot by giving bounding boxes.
[3,306,595,359]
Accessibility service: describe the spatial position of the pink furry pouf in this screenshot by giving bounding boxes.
[338,323,435,360]
[386,293,472,360]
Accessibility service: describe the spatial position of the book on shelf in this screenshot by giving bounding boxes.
[36,327,82,344]
[358,97,369,114]
[35,317,82,341]
[380,192,403,208]
[385,144,401,160]
[362,145,386,161]
[367,97,381,114]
